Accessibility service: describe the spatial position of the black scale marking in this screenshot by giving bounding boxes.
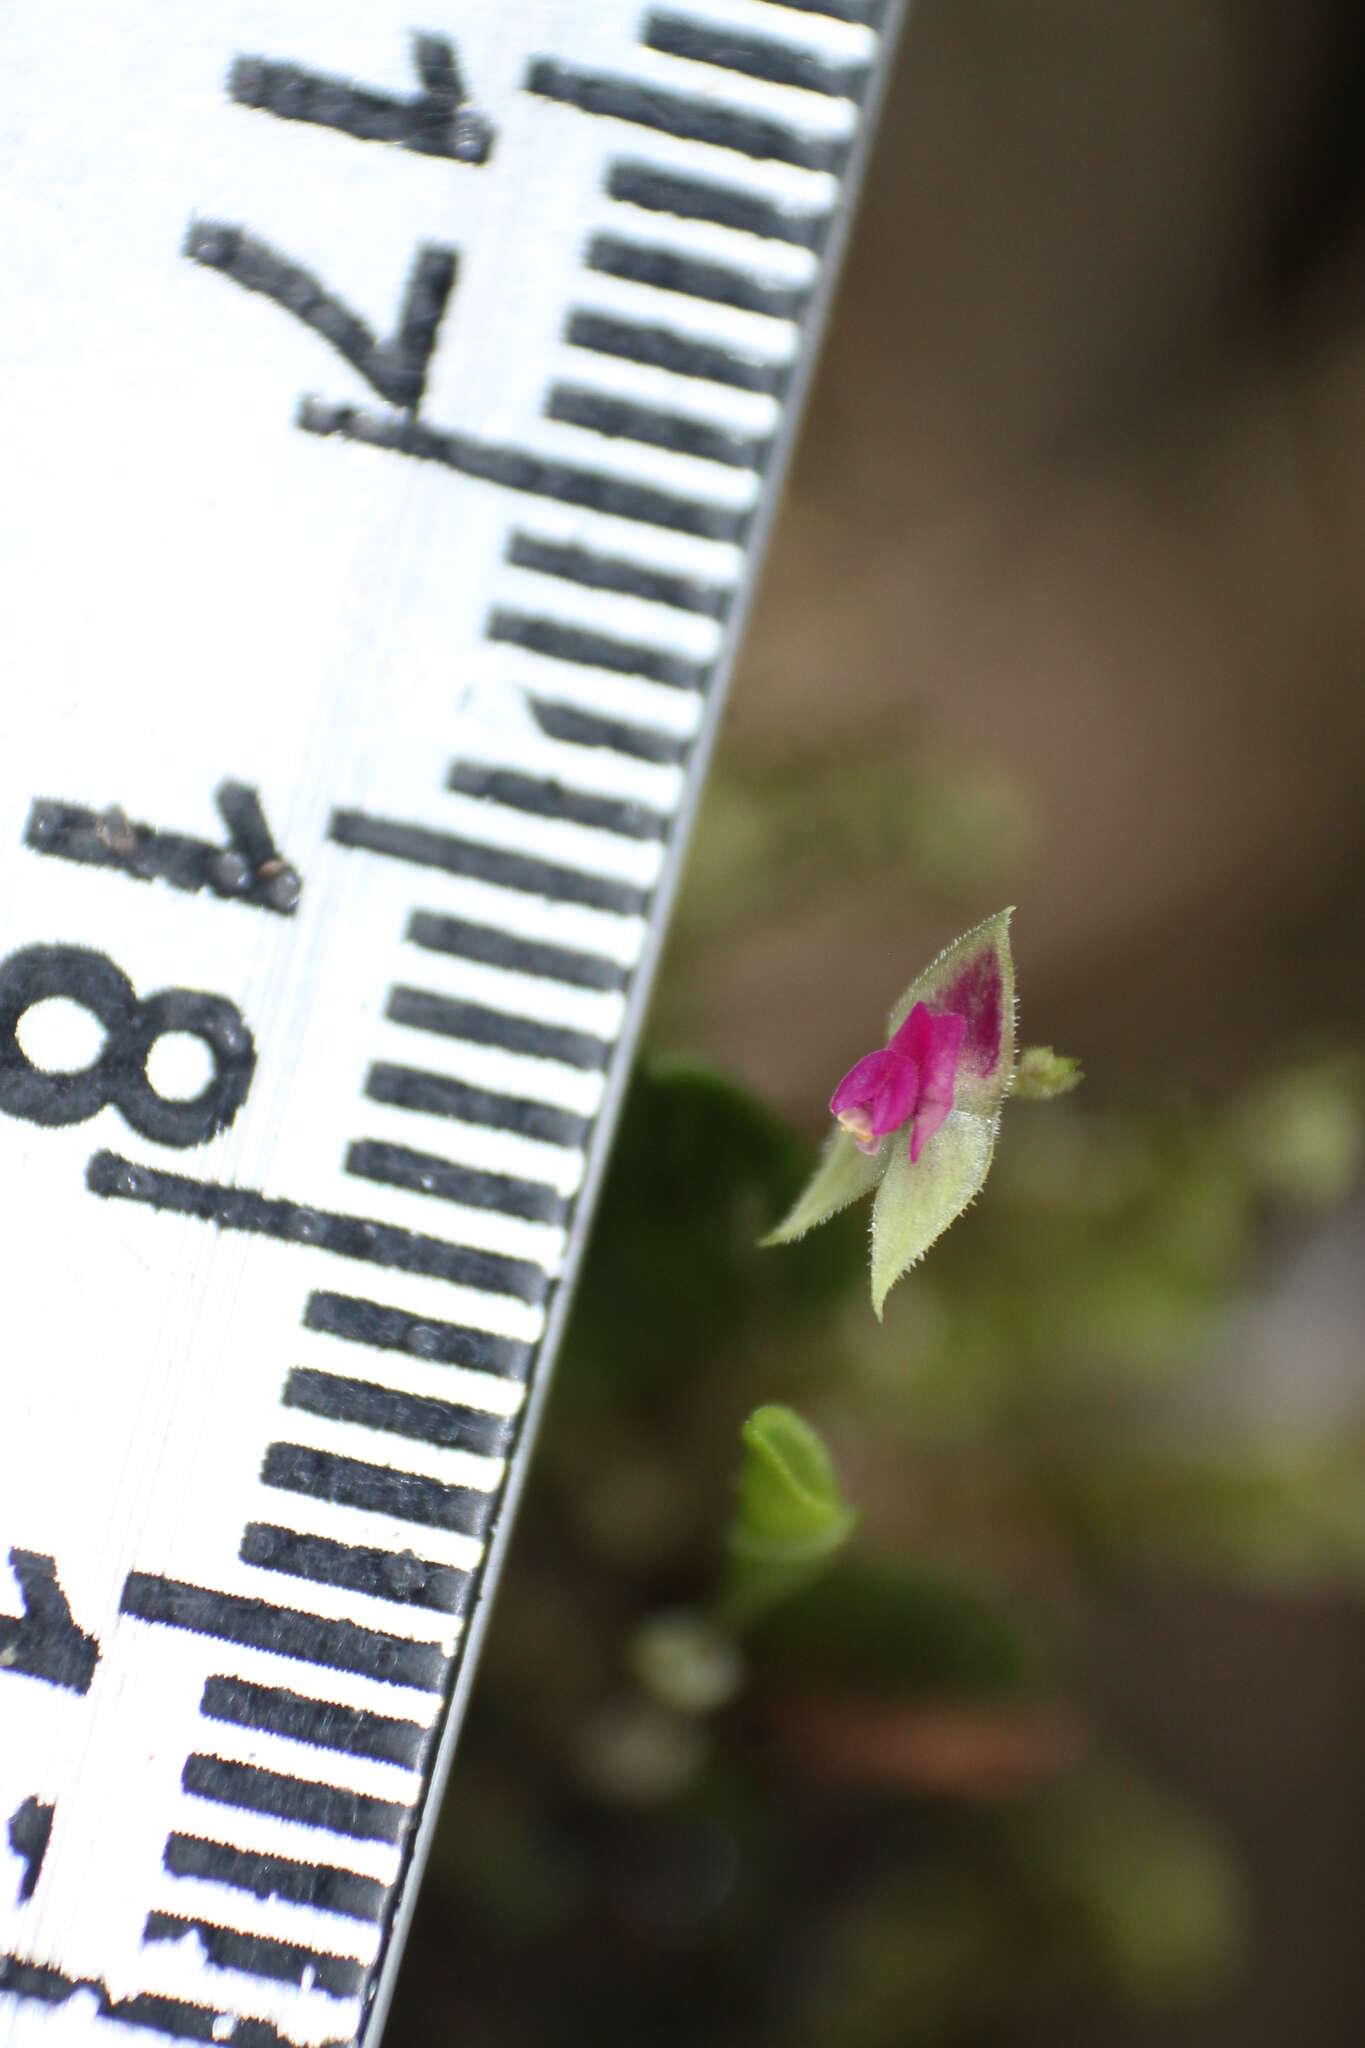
[385,985,610,1072]
[260,1445,494,1539]
[346,1139,570,1226]
[87,1152,551,1303]
[239,1524,474,1619]
[143,1914,365,2003]
[442,768,670,845]
[303,1290,534,1378]
[586,232,811,323]
[607,159,829,249]
[281,1366,513,1461]
[643,11,871,100]
[505,532,733,622]
[201,1677,428,1771]
[181,1757,409,1848]
[528,695,691,766]
[486,606,713,693]
[364,1060,591,1150]
[120,1576,448,1692]
[524,58,849,174]
[163,1834,387,1925]
[546,383,772,472]
[330,808,652,918]
[564,309,791,396]
[407,905,633,989]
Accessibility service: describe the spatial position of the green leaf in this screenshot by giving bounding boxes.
[870,1110,996,1317]
[761,1126,887,1245]
[723,1404,859,1626]
[1013,1045,1084,1100]
[731,1405,858,1561]
[887,907,1015,1119]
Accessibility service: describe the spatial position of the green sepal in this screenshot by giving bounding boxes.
[1013,1045,1084,1100]
[761,1126,887,1245]
[870,1109,997,1318]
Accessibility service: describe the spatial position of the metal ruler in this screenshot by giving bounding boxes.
[0,4,900,2041]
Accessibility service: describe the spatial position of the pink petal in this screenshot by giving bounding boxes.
[890,1004,965,1163]
[918,1010,967,1114]
[890,1004,966,1102]
[866,1052,920,1136]
[830,1048,898,1119]
[830,1047,921,1138]
[890,1001,932,1063]
[909,1092,953,1163]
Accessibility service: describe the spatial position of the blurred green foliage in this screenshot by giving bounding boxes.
[391,1032,1363,2048]
[560,1060,862,1413]
[749,1556,1037,1702]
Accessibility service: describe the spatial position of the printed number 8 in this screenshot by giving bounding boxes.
[0,945,255,1148]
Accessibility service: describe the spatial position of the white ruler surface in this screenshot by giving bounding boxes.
[0,4,900,2042]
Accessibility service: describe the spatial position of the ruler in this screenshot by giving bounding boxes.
[0,4,901,2042]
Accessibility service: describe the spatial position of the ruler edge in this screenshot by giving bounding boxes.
[364,9,911,2039]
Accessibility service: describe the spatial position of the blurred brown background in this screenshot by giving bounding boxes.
[656,3,1365,2041]
[663,0,1365,1108]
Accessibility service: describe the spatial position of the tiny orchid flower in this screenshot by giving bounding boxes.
[764,910,1077,1318]
[830,1003,967,1162]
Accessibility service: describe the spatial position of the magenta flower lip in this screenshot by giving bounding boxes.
[830,1002,968,1164]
